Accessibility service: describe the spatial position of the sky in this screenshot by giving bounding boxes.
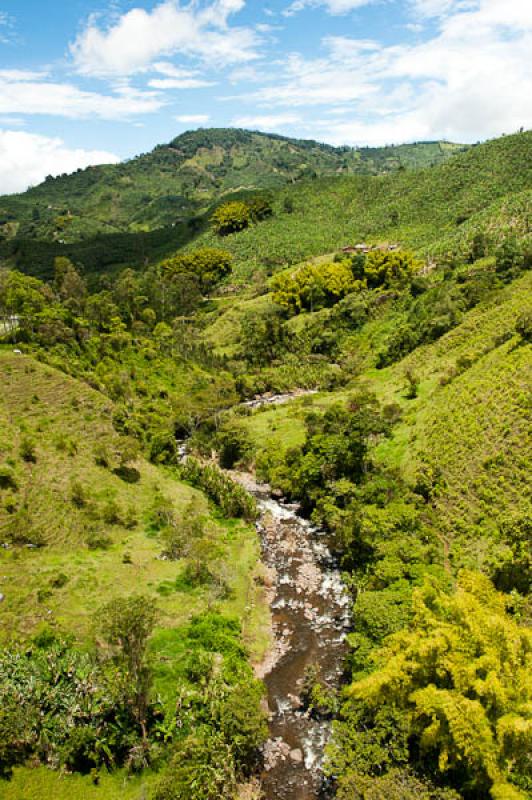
[0,0,531,193]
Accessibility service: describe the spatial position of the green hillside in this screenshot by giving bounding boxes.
[0,128,465,243]
[188,129,532,280]
[3,130,528,285]
[0,128,530,800]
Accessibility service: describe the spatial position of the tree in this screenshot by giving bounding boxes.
[469,231,488,262]
[160,248,232,293]
[248,195,273,222]
[97,595,158,739]
[0,268,50,339]
[217,422,252,469]
[348,572,532,799]
[239,305,287,366]
[359,250,422,289]
[271,260,361,315]
[161,498,204,560]
[211,201,251,236]
[495,237,524,280]
[112,268,146,326]
[53,256,86,312]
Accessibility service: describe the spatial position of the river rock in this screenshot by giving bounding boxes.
[263,738,291,770]
[290,748,303,764]
[287,693,302,709]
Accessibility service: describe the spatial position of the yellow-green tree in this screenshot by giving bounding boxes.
[358,250,423,288]
[348,572,531,799]
[160,247,232,292]
[211,201,251,236]
[272,260,362,314]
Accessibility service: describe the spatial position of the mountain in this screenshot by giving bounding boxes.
[4,130,529,284]
[188,129,532,280]
[0,127,531,800]
[0,128,467,243]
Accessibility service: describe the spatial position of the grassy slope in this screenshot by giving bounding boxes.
[2,767,158,800]
[189,130,532,281]
[0,349,271,800]
[232,270,531,572]
[2,131,527,284]
[0,349,268,655]
[0,130,465,242]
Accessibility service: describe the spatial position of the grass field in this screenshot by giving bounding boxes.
[0,349,269,655]
[1,767,158,800]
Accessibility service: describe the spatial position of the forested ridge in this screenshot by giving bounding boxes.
[0,128,530,800]
[0,128,465,246]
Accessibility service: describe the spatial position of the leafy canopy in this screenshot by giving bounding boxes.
[160,247,233,292]
[349,572,532,800]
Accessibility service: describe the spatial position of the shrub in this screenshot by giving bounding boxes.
[49,572,69,589]
[154,732,238,800]
[101,498,123,525]
[212,202,251,236]
[179,458,257,521]
[0,639,140,775]
[0,465,17,490]
[94,442,112,468]
[404,368,420,399]
[70,479,87,508]
[217,423,252,469]
[86,531,112,550]
[336,768,462,800]
[160,247,233,292]
[516,310,532,342]
[248,196,273,222]
[495,237,525,280]
[20,437,37,463]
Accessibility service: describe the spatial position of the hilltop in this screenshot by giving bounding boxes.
[0,128,466,243]
[2,130,529,284]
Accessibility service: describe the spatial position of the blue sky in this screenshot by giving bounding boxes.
[0,0,531,192]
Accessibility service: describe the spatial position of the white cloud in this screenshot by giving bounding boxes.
[0,116,26,127]
[240,0,532,144]
[148,77,214,88]
[148,62,215,87]
[0,129,119,194]
[232,48,377,106]
[231,113,301,130]
[71,0,259,77]
[175,114,211,124]
[0,73,164,120]
[0,11,14,43]
[284,0,375,16]
[410,0,472,18]
[0,69,50,81]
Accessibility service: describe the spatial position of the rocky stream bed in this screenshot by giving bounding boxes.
[232,470,351,800]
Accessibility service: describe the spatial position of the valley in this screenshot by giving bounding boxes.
[0,127,530,800]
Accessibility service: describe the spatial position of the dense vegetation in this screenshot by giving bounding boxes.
[0,129,465,243]
[0,127,530,800]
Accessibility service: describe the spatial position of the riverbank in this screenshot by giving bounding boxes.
[229,468,351,800]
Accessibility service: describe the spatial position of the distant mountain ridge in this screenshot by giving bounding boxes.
[0,128,467,243]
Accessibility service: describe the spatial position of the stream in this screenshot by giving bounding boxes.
[234,473,351,799]
[231,390,351,799]
[181,391,351,798]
